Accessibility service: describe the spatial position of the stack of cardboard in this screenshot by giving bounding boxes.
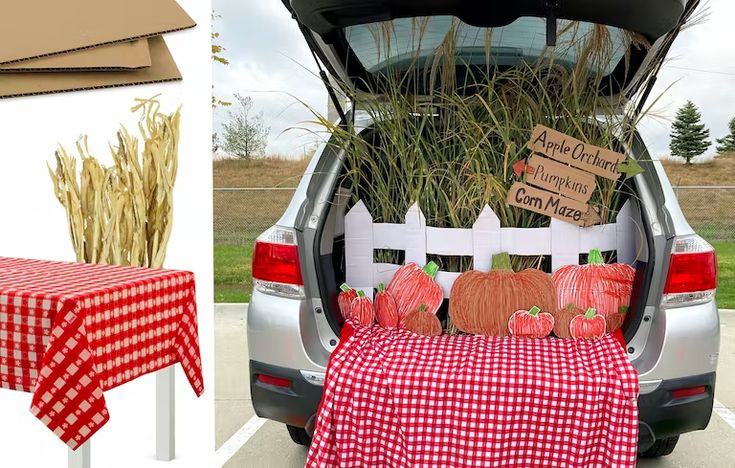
[0,0,195,98]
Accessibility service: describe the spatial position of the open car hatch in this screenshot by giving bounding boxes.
[281,0,698,114]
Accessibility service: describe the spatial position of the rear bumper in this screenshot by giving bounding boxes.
[637,372,715,451]
[249,360,323,430]
[250,360,715,449]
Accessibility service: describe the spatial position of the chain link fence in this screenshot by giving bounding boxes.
[213,186,735,301]
[213,188,297,302]
[673,186,735,243]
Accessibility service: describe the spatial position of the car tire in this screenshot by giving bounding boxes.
[287,424,312,446]
[639,436,679,458]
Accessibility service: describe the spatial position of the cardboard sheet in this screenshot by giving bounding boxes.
[0,37,180,99]
[0,0,194,65]
[0,41,151,72]
[527,124,626,180]
[507,182,601,227]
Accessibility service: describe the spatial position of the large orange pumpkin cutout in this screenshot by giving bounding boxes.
[552,248,634,333]
[449,252,557,336]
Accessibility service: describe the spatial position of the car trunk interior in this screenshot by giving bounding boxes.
[311,123,654,340]
[287,0,689,342]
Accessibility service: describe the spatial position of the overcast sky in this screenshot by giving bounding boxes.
[213,0,735,159]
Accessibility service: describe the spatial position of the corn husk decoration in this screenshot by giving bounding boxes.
[48,96,181,268]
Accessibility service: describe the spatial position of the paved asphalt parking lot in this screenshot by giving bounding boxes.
[215,306,735,467]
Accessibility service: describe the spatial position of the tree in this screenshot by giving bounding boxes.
[212,10,231,108]
[669,101,711,165]
[212,132,221,155]
[715,117,735,154]
[222,94,270,159]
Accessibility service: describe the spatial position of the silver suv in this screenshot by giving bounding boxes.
[248,0,719,458]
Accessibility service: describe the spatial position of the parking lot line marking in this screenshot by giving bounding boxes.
[713,399,735,431]
[215,415,267,467]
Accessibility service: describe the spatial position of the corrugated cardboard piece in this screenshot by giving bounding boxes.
[0,0,194,65]
[0,37,180,99]
[524,154,597,203]
[527,124,626,180]
[507,182,601,227]
[0,41,151,72]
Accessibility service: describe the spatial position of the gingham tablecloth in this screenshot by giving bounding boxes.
[306,322,639,467]
[0,257,204,449]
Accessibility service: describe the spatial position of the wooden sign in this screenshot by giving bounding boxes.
[527,125,625,180]
[507,182,601,227]
[524,154,596,203]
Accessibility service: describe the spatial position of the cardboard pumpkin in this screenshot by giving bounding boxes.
[387,261,443,324]
[375,283,399,328]
[553,248,635,332]
[350,290,375,326]
[449,252,557,336]
[508,306,554,339]
[552,303,581,339]
[404,304,442,336]
[338,283,357,320]
[569,307,606,340]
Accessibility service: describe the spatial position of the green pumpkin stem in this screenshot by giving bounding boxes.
[588,249,604,265]
[529,306,541,316]
[423,261,439,278]
[377,283,385,293]
[584,307,596,318]
[419,304,427,313]
[340,283,351,293]
[491,252,513,271]
[357,290,366,298]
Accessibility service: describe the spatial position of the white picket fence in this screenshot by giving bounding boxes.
[345,200,638,299]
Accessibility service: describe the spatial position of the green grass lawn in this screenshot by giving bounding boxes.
[214,244,252,303]
[714,242,735,309]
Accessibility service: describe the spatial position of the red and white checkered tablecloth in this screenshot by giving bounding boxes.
[307,322,639,467]
[0,257,204,449]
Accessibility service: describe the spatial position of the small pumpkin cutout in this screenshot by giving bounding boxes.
[338,283,357,320]
[569,307,606,340]
[508,306,554,339]
[553,248,635,327]
[605,306,628,333]
[449,252,557,336]
[387,261,443,324]
[350,290,375,326]
[552,303,582,339]
[375,283,399,328]
[404,304,442,336]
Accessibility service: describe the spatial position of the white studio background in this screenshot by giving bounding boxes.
[0,0,214,466]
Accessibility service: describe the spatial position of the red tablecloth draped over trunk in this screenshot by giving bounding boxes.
[0,257,204,449]
[306,322,639,467]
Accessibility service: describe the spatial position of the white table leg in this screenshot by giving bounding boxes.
[156,366,175,460]
[68,441,90,468]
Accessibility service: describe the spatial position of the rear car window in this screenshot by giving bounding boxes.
[345,16,630,75]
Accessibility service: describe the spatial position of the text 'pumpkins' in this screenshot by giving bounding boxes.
[449,252,557,336]
[552,248,634,333]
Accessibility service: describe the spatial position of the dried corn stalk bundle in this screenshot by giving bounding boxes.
[48,96,181,268]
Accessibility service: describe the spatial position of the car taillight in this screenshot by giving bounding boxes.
[252,226,304,298]
[661,235,717,308]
